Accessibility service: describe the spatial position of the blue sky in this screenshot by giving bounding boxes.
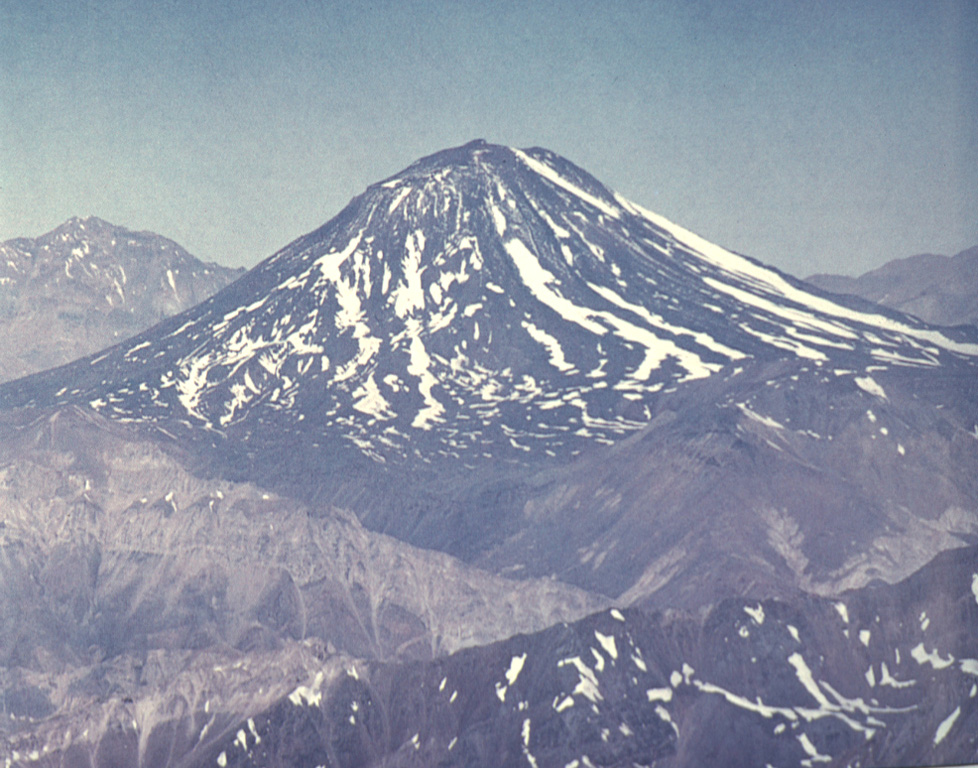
[2,0,976,276]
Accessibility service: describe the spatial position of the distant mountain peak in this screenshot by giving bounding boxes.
[0,219,244,383]
[46,215,125,241]
[807,244,978,328]
[65,214,111,227]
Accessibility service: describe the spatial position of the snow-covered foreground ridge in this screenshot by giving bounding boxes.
[3,140,976,463]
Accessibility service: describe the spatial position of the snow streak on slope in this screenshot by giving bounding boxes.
[3,141,977,466]
[184,563,978,768]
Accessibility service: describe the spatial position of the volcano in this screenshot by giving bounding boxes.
[3,141,978,597]
[3,142,978,768]
[3,141,975,459]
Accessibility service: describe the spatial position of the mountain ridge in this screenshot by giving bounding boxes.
[806,245,978,329]
[0,216,244,383]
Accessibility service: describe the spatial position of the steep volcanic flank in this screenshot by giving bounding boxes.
[2,141,976,468]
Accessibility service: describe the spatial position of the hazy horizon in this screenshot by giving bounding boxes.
[3,0,976,278]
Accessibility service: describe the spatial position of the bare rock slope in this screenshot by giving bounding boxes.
[0,217,244,383]
[807,245,978,328]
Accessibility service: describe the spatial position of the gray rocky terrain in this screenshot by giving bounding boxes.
[0,217,244,383]
[0,406,604,765]
[807,246,978,329]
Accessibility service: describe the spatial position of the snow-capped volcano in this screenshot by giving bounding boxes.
[2,140,976,466]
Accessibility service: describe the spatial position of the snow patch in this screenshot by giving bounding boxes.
[933,706,961,746]
[288,671,325,707]
[654,705,680,737]
[879,662,915,689]
[797,733,831,764]
[406,328,444,429]
[558,657,603,703]
[854,376,887,400]
[352,374,394,419]
[388,186,411,214]
[513,149,621,219]
[554,696,574,712]
[391,231,427,318]
[911,643,954,670]
[594,631,618,660]
[833,603,849,624]
[744,604,765,625]
[503,238,605,334]
[490,203,507,236]
[646,688,673,703]
[787,654,833,709]
[587,281,746,362]
[506,653,528,685]
[738,405,784,431]
[523,320,575,373]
